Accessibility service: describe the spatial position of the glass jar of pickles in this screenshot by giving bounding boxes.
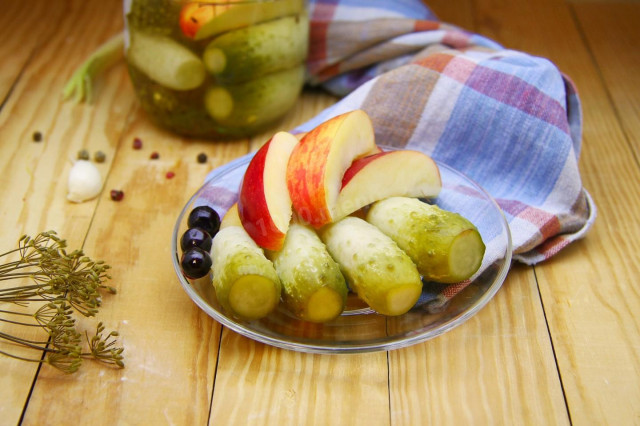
[124,0,308,138]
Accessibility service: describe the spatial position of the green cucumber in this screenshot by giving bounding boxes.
[194,0,305,40]
[211,226,281,320]
[321,217,422,316]
[204,65,304,130]
[268,223,347,323]
[366,197,485,283]
[203,13,309,83]
[127,30,205,90]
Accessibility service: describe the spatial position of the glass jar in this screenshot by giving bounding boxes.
[123,0,308,139]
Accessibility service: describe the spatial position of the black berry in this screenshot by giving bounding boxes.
[94,150,106,163]
[187,206,220,237]
[32,131,43,142]
[180,228,212,252]
[180,247,212,279]
[197,152,207,163]
[150,152,159,160]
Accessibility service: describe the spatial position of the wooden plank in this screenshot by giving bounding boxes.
[466,0,640,424]
[389,266,569,424]
[211,332,389,424]
[0,0,66,102]
[572,2,640,162]
[0,0,129,423]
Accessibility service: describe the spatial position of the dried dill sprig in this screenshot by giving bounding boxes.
[0,231,124,373]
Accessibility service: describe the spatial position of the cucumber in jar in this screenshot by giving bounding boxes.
[204,65,305,131]
[203,13,309,83]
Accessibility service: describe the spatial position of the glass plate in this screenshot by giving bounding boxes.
[171,147,512,353]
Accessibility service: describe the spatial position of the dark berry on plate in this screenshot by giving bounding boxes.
[180,247,212,279]
[77,149,90,160]
[197,152,207,163]
[187,206,220,237]
[133,137,143,149]
[180,228,212,252]
[32,131,43,142]
[150,151,159,159]
[110,189,124,201]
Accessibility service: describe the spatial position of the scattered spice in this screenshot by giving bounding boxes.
[94,150,106,163]
[166,171,175,179]
[132,137,143,150]
[150,151,160,160]
[32,131,43,142]
[197,152,207,163]
[77,149,90,160]
[110,189,124,201]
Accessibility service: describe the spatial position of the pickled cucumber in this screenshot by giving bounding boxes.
[128,30,205,91]
[211,226,281,320]
[203,13,309,83]
[269,223,347,323]
[194,0,305,40]
[366,197,485,283]
[204,65,304,130]
[321,217,422,316]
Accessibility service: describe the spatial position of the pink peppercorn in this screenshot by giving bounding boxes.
[132,138,143,150]
[166,171,175,179]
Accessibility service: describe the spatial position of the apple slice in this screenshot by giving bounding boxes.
[286,110,378,228]
[333,150,442,219]
[238,132,299,251]
[220,203,242,229]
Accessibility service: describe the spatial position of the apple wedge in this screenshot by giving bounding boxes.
[333,150,442,219]
[286,110,378,228]
[238,131,299,251]
[220,203,242,229]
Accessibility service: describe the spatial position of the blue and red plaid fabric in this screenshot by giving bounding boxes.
[296,0,596,265]
[201,0,596,307]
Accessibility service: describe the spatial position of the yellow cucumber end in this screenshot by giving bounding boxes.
[383,284,422,316]
[228,275,279,320]
[305,287,344,323]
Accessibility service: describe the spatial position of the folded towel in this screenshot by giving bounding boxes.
[200,0,596,310]
[298,0,596,265]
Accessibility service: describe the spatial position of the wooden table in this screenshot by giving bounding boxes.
[2,0,639,424]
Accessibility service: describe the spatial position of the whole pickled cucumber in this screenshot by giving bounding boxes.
[203,13,309,83]
[204,65,304,130]
[211,226,281,320]
[269,223,347,323]
[194,0,305,40]
[366,197,485,283]
[321,217,422,316]
[128,30,205,90]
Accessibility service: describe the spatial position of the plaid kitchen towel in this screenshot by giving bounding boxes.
[297,0,596,265]
[201,0,596,308]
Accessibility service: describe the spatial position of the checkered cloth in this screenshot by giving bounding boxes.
[297,0,596,265]
[201,0,596,309]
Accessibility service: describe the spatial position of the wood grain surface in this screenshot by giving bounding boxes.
[1,0,638,424]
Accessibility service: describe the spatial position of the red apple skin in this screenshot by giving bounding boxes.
[286,110,377,228]
[238,138,284,250]
[340,151,386,188]
[179,3,215,39]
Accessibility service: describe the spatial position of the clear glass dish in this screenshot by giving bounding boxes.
[171,147,512,353]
